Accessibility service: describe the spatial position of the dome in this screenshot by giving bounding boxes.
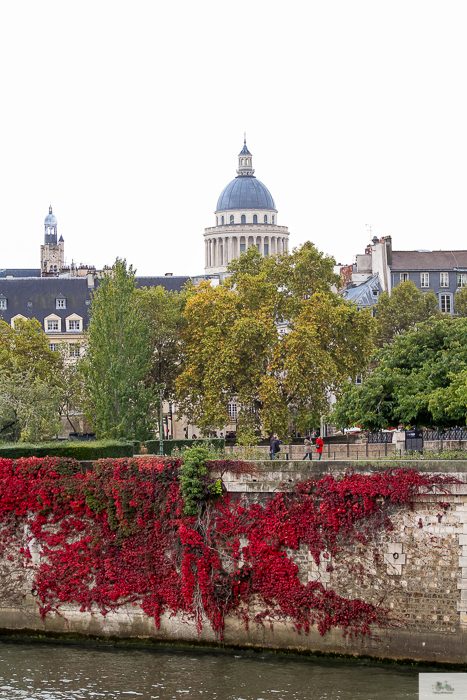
[44,214,57,226]
[216,176,276,211]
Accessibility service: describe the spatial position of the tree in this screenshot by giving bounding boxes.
[374,281,439,346]
[137,284,189,400]
[331,316,467,430]
[0,318,64,441]
[454,287,467,316]
[175,244,374,438]
[82,259,156,441]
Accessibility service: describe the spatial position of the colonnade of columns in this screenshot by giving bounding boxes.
[205,235,289,269]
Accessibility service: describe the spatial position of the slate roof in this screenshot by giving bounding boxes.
[341,275,382,307]
[0,277,93,329]
[0,276,191,330]
[392,251,467,270]
[135,276,190,292]
[0,269,41,278]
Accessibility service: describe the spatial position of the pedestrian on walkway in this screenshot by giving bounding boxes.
[316,436,324,461]
[270,434,281,460]
[302,437,312,460]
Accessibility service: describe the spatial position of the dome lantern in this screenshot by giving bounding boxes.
[237,133,254,177]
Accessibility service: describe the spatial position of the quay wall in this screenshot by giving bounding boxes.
[1,460,467,664]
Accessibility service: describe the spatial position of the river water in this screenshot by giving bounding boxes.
[0,642,428,699]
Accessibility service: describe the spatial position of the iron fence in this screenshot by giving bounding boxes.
[367,432,393,444]
[424,428,467,441]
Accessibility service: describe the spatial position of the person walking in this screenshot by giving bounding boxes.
[270,433,281,460]
[316,436,324,460]
[302,437,312,460]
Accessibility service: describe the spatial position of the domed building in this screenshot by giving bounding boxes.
[204,139,290,276]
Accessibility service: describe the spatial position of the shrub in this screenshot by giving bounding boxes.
[0,440,139,461]
[143,438,225,456]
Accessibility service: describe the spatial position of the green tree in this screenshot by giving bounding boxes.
[454,287,467,316]
[374,280,439,346]
[0,318,64,441]
[137,284,189,400]
[331,316,467,430]
[176,244,374,438]
[82,259,155,441]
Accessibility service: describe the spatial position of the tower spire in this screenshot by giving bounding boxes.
[237,136,254,176]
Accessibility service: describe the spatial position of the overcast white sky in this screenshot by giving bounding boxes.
[1,1,466,276]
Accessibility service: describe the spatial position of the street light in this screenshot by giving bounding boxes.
[159,383,166,457]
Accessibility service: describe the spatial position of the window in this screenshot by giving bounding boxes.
[230,215,234,224]
[240,244,246,253]
[253,214,257,224]
[272,216,275,224]
[0,298,6,310]
[264,215,268,223]
[355,375,362,385]
[256,244,260,252]
[400,273,409,282]
[220,245,224,266]
[241,214,246,224]
[221,216,225,225]
[372,289,378,297]
[47,320,59,332]
[228,402,238,421]
[69,344,80,358]
[216,217,218,225]
[56,298,66,309]
[457,273,467,288]
[440,294,452,314]
[68,320,81,331]
[49,343,59,352]
[420,273,429,288]
[440,273,449,288]
[264,244,269,256]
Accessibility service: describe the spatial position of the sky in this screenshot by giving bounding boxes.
[1,1,467,276]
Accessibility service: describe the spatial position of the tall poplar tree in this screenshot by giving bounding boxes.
[82,259,155,440]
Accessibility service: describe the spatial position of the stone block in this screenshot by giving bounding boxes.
[458,534,467,545]
[387,564,402,576]
[387,543,403,554]
[461,589,467,600]
[459,556,467,567]
[457,601,467,611]
[383,552,406,566]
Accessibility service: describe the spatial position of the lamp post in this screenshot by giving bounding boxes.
[159,383,166,457]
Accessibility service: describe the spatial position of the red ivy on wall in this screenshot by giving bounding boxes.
[0,456,458,639]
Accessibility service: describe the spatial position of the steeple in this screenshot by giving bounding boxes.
[237,134,255,177]
[44,204,58,244]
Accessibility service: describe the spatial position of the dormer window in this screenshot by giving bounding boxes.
[68,320,81,331]
[0,297,7,310]
[56,297,66,309]
[47,320,59,332]
[66,314,83,333]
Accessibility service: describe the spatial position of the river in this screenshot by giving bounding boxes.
[0,642,427,699]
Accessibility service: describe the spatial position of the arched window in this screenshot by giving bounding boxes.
[230,215,234,224]
[241,214,246,224]
[253,214,257,223]
[272,215,275,224]
[221,216,225,225]
[264,215,268,223]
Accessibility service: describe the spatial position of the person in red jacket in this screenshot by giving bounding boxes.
[316,436,324,460]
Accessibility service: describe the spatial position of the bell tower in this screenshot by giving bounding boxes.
[40,205,65,276]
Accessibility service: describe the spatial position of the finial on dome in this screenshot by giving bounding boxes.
[49,204,53,214]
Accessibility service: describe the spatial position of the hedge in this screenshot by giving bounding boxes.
[0,440,140,461]
[143,438,225,456]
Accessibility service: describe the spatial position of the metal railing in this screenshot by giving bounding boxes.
[424,428,467,441]
[367,432,393,444]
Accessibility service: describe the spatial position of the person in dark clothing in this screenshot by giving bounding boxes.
[270,433,281,460]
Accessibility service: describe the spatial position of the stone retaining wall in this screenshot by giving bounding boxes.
[1,459,467,664]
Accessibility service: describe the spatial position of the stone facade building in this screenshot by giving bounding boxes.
[204,138,290,277]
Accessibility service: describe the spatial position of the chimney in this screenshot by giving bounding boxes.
[87,271,95,288]
[165,273,173,277]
